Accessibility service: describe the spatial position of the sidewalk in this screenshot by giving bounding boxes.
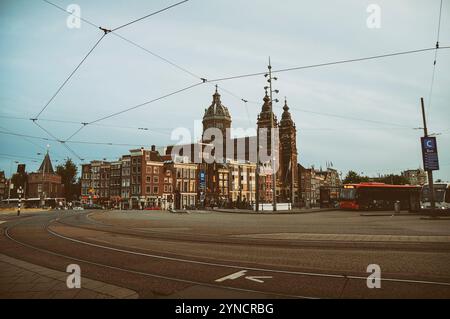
[211,208,336,215]
[232,233,450,243]
[0,254,138,299]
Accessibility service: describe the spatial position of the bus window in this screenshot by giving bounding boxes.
[422,185,447,203]
[341,188,356,200]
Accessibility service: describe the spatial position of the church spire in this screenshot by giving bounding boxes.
[38,151,55,174]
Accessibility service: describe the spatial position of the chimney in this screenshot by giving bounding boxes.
[151,145,156,152]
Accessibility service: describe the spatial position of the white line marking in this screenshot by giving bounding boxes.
[46,224,450,287]
[246,276,273,284]
[216,270,247,282]
[5,226,312,299]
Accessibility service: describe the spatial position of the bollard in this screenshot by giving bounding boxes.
[394,201,401,215]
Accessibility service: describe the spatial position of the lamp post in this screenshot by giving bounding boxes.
[264,57,280,211]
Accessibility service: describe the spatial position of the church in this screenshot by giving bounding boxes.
[169,86,300,207]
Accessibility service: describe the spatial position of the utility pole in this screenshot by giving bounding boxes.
[255,128,260,212]
[421,97,436,217]
[265,57,279,212]
[291,159,295,209]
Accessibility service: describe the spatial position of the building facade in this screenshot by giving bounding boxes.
[78,88,325,210]
[0,171,6,201]
[402,169,427,186]
[27,152,63,201]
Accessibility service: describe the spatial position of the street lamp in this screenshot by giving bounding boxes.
[267,57,279,212]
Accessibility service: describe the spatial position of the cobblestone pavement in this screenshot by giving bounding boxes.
[0,254,138,299]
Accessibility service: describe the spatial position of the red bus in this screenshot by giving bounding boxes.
[340,183,421,211]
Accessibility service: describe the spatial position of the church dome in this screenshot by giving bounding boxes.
[203,86,231,122]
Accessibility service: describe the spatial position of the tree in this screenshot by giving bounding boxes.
[380,174,409,185]
[56,158,79,201]
[343,171,369,184]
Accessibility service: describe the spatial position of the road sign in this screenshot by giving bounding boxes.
[421,137,439,171]
[199,171,206,190]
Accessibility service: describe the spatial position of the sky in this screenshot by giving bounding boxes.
[0,0,449,180]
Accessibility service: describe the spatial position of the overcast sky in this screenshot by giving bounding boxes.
[0,0,449,180]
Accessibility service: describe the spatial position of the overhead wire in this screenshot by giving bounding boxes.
[111,0,190,32]
[8,0,449,165]
[426,0,444,123]
[33,33,107,119]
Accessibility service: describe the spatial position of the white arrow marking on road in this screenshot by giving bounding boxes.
[245,276,273,284]
[215,270,273,284]
[215,270,247,282]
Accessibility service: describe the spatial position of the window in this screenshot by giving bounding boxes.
[146,176,151,183]
[153,167,159,174]
[153,186,159,194]
[190,169,195,179]
[153,176,159,184]
[146,186,151,194]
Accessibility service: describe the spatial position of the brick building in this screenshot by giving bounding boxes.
[27,152,63,201]
[402,169,427,186]
[129,146,164,209]
[110,160,122,208]
[78,88,327,210]
[0,171,6,201]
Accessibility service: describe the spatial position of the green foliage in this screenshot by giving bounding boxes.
[56,158,80,200]
[343,171,369,184]
[343,171,409,185]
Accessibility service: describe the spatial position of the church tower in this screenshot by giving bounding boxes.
[278,98,299,205]
[257,88,278,158]
[202,86,232,144]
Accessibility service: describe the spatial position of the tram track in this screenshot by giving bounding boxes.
[2,211,450,298]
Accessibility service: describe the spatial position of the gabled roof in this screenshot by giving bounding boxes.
[38,152,55,174]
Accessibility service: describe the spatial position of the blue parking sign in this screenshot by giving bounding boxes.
[421,137,439,171]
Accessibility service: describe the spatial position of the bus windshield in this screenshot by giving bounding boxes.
[341,188,356,200]
[421,185,447,203]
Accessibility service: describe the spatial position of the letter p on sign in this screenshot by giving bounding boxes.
[66,264,81,289]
